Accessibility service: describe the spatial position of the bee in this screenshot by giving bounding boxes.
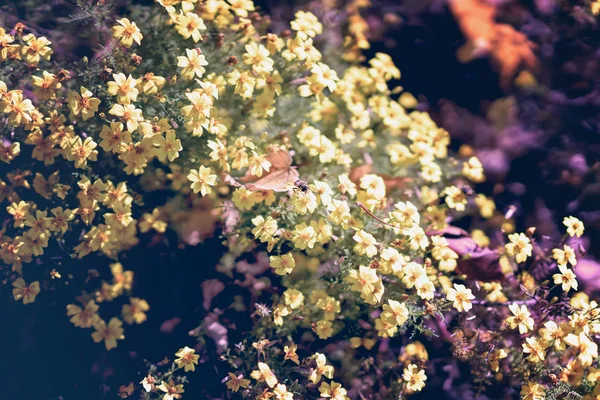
[294,179,310,193]
[460,185,474,196]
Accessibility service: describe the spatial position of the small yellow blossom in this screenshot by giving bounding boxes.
[187,165,217,196]
[309,353,334,384]
[157,380,184,400]
[446,284,475,312]
[403,364,427,392]
[505,233,532,263]
[112,18,143,47]
[506,304,535,334]
[107,73,139,104]
[177,48,208,80]
[174,346,199,372]
[318,381,348,400]
[352,229,378,257]
[553,264,578,292]
[520,382,545,400]
[66,300,99,328]
[225,372,250,392]
[12,278,40,304]
[250,362,278,388]
[92,317,125,350]
[67,86,100,121]
[563,216,584,238]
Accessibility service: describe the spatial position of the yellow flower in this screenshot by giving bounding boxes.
[225,372,250,392]
[153,131,182,163]
[552,245,577,266]
[291,190,318,215]
[446,284,475,312]
[506,304,534,334]
[100,122,131,153]
[291,10,322,40]
[291,223,317,250]
[31,70,61,99]
[520,382,545,400]
[462,156,485,182]
[563,216,584,238]
[553,264,578,292]
[140,374,156,392]
[474,194,495,218]
[486,348,507,372]
[7,200,29,228]
[522,337,547,363]
[402,364,427,392]
[229,0,255,17]
[402,262,427,289]
[109,104,144,132]
[91,317,124,350]
[383,299,409,326]
[112,18,143,47]
[157,380,184,400]
[177,48,208,80]
[269,253,295,275]
[391,201,420,227]
[174,346,199,372]
[283,288,304,309]
[564,332,598,367]
[65,136,98,168]
[369,53,400,81]
[443,185,468,211]
[327,199,351,227]
[315,320,334,339]
[23,209,51,236]
[482,282,507,303]
[21,34,52,64]
[12,278,40,304]
[308,353,334,384]
[375,312,398,337]
[273,383,293,400]
[175,11,206,42]
[252,215,278,243]
[66,300,100,328]
[283,344,300,365]
[318,381,347,400]
[181,91,213,123]
[107,73,139,104]
[505,233,532,263]
[539,321,568,351]
[0,29,18,62]
[316,296,340,321]
[272,304,290,326]
[352,229,378,257]
[243,42,273,73]
[232,187,258,210]
[67,86,100,121]
[187,165,217,196]
[122,297,150,324]
[250,362,278,388]
[3,91,35,126]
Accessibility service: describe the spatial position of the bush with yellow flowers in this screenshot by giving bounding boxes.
[1,1,598,399]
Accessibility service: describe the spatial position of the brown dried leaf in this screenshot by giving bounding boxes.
[446,237,504,282]
[243,150,299,192]
[350,164,413,192]
[245,168,299,192]
[449,0,537,88]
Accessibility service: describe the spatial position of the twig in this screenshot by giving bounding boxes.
[356,202,403,230]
